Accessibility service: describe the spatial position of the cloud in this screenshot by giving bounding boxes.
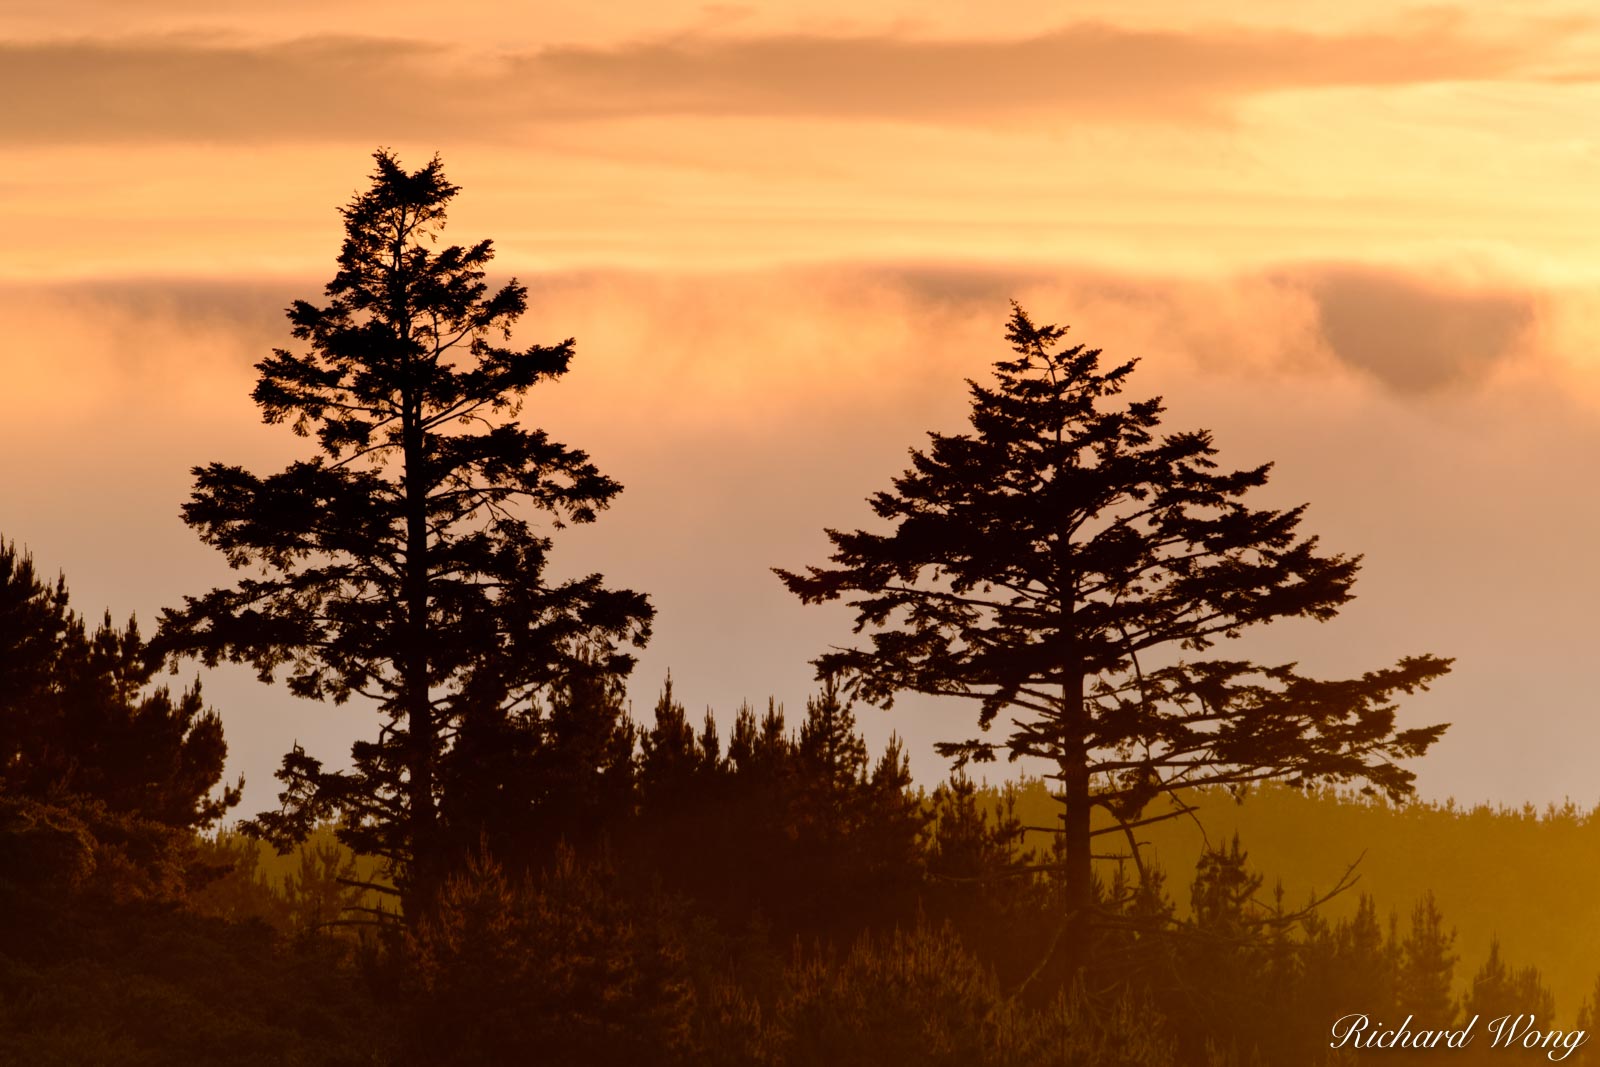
[0,36,453,143]
[880,260,1548,395]
[829,261,1548,395]
[0,261,1551,426]
[521,14,1563,120]
[0,13,1584,143]
[1294,265,1541,392]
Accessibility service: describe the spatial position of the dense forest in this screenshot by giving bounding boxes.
[2,608,1594,1064]
[1,151,1578,1064]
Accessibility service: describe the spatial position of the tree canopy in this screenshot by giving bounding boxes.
[156,150,652,914]
[777,303,1451,963]
[0,539,236,830]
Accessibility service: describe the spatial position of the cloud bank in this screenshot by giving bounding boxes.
[0,13,1584,143]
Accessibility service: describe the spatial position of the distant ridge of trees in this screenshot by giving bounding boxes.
[1007,776,1600,1023]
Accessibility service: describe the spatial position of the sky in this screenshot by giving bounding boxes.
[5,1,1600,817]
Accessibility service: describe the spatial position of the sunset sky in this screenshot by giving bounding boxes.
[5,0,1600,817]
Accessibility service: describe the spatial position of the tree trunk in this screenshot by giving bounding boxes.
[1059,665,1093,974]
[403,396,438,919]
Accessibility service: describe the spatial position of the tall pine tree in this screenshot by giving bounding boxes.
[777,304,1451,969]
[157,151,652,916]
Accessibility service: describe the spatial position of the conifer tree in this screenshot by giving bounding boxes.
[0,541,237,830]
[1397,891,1458,1028]
[1460,938,1555,1027]
[157,151,652,914]
[640,677,704,813]
[727,699,790,787]
[926,773,1028,884]
[440,662,637,864]
[777,304,1451,965]
[792,676,870,854]
[1324,894,1397,1022]
[1572,973,1600,1065]
[787,679,926,927]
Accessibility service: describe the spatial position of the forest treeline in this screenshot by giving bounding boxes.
[1,578,1593,1064]
[0,535,1584,1064]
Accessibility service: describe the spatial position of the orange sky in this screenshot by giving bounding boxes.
[4,2,1600,816]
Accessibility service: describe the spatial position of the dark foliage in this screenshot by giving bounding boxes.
[0,865,391,1066]
[0,541,237,830]
[0,655,1573,1066]
[629,676,929,939]
[403,847,695,1066]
